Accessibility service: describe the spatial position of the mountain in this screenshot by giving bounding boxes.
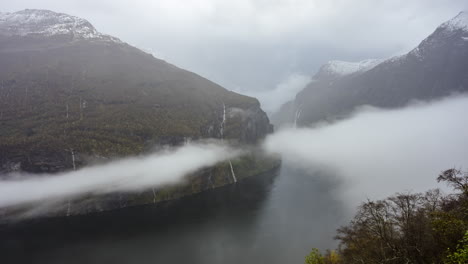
[273,11,468,127]
[313,59,383,81]
[0,10,278,217]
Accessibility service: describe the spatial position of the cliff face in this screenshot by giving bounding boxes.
[0,10,278,217]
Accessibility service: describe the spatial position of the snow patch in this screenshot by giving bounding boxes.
[439,11,468,31]
[0,9,121,43]
[317,59,383,78]
[408,46,424,60]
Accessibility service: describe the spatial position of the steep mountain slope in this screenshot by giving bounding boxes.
[0,10,278,216]
[273,11,468,127]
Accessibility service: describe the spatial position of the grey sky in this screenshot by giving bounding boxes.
[3,0,468,111]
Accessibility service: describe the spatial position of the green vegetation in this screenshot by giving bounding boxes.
[230,152,280,181]
[306,169,468,264]
[0,36,277,215]
[305,248,341,264]
[0,40,268,171]
[446,231,468,264]
[128,153,281,205]
[51,152,281,216]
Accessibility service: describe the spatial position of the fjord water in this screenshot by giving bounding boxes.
[0,165,348,264]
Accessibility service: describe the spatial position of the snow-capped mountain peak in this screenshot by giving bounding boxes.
[439,11,468,31]
[314,59,383,80]
[404,11,468,61]
[0,9,121,43]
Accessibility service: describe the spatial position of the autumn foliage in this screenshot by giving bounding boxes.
[306,169,468,264]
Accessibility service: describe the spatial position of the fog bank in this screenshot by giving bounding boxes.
[1,96,467,212]
[264,95,468,204]
[235,73,310,114]
[0,142,239,208]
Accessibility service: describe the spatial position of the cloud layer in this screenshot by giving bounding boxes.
[0,142,238,208]
[1,96,467,214]
[264,95,468,204]
[236,73,310,114]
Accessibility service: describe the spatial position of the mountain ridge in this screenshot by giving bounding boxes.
[272,11,468,127]
[0,9,121,42]
[313,59,384,81]
[0,9,279,217]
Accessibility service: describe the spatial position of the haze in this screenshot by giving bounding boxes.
[2,95,468,212]
[265,95,468,205]
[2,0,468,110]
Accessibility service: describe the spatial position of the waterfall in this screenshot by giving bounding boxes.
[152,188,157,203]
[67,149,76,216]
[294,106,302,128]
[220,102,226,138]
[71,149,76,171]
[220,102,237,184]
[229,160,237,183]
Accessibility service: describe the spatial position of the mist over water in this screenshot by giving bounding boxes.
[265,95,468,204]
[1,95,468,214]
[0,165,348,264]
[1,95,468,263]
[0,143,239,209]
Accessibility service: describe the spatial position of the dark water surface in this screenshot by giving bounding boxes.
[0,165,348,264]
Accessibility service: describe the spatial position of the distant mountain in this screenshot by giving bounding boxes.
[0,10,278,217]
[272,11,468,127]
[313,59,384,81]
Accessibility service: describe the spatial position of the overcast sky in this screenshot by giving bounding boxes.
[3,0,468,111]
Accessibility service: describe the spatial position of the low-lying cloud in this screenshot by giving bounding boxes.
[236,73,310,114]
[264,95,468,204]
[1,95,468,215]
[0,142,239,209]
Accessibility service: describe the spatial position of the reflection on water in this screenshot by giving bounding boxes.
[0,165,349,264]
